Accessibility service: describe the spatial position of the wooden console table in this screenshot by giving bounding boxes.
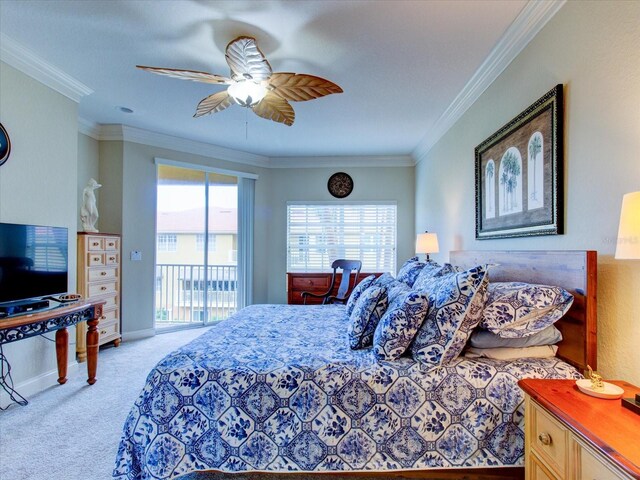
[0,300,105,385]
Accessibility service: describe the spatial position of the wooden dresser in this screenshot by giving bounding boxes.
[76,232,121,361]
[286,272,381,304]
[519,379,640,480]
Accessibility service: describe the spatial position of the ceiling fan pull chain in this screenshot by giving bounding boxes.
[245,107,249,140]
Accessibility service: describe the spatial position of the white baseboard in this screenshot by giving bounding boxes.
[121,328,155,342]
[0,361,79,408]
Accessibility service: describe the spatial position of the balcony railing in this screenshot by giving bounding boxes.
[155,263,237,327]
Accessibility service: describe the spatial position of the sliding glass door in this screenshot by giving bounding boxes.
[155,164,239,329]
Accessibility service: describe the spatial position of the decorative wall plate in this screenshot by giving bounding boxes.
[328,172,353,198]
[0,123,11,167]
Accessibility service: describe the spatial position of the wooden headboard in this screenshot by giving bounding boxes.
[450,250,597,372]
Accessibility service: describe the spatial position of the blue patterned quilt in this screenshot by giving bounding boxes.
[113,304,580,480]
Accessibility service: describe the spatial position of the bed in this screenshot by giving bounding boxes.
[113,250,597,480]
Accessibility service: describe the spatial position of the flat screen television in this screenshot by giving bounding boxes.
[0,222,68,304]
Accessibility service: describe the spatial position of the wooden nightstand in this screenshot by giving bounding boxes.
[519,379,640,480]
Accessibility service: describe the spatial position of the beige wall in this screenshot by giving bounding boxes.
[0,62,79,400]
[415,1,640,384]
[266,166,416,304]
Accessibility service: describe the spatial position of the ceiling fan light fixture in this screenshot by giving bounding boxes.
[227,81,267,107]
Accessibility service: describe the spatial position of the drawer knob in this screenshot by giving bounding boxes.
[538,432,552,446]
[101,286,107,291]
[100,329,107,335]
[92,242,99,246]
[109,257,115,261]
[101,271,107,276]
[101,315,107,320]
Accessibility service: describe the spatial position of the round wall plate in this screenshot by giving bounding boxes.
[327,172,353,198]
[0,123,11,167]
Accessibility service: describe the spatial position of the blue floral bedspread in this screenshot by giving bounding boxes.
[113,304,580,480]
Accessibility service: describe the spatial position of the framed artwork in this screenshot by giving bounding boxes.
[475,84,563,240]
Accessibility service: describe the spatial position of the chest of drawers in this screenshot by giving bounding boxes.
[519,379,640,480]
[76,233,121,361]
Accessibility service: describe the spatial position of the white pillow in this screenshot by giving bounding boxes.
[464,345,558,360]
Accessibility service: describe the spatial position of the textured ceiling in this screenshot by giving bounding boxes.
[0,0,529,159]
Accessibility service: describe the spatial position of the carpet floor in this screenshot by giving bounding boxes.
[0,326,208,480]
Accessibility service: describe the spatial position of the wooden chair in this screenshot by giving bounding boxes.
[301,259,362,305]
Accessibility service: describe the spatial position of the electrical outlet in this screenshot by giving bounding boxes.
[130,250,142,261]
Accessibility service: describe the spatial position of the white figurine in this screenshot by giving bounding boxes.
[80,178,101,232]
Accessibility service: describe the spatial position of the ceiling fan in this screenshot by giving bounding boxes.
[137,36,343,126]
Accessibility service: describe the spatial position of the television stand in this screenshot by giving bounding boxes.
[0,300,105,388]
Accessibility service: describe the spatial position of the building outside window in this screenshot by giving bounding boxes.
[157,233,177,252]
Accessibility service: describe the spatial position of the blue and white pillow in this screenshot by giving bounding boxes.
[396,256,425,287]
[373,291,429,360]
[348,285,388,349]
[373,272,396,288]
[412,262,458,291]
[410,265,489,366]
[480,282,574,338]
[385,278,412,304]
[345,274,376,316]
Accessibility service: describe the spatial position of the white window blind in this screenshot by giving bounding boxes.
[287,203,397,273]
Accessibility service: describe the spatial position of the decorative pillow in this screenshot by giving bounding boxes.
[396,256,425,287]
[348,285,388,349]
[410,265,489,366]
[464,345,558,360]
[345,275,376,316]
[385,278,412,304]
[480,282,574,338]
[373,272,396,288]
[373,291,429,360]
[412,262,458,291]
[469,325,562,349]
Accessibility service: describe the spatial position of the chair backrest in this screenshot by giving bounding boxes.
[332,259,362,300]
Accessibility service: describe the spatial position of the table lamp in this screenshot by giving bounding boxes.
[416,232,439,261]
[615,191,640,415]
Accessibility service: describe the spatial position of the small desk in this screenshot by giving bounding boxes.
[0,300,105,385]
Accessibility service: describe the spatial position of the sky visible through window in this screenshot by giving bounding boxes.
[158,185,237,212]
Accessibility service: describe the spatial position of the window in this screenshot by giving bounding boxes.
[157,234,177,252]
[287,203,397,273]
[196,234,217,252]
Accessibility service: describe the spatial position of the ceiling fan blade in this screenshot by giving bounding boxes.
[194,91,235,118]
[251,92,295,126]
[268,73,343,102]
[225,37,272,82]
[137,65,231,85]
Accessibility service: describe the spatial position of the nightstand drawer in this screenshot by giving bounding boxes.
[530,453,560,480]
[578,441,628,480]
[89,267,117,282]
[531,401,567,476]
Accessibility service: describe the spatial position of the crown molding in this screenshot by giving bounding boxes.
[269,155,415,169]
[93,124,271,168]
[412,0,566,164]
[78,117,101,140]
[0,33,93,103]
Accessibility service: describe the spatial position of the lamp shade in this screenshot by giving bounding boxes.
[615,191,640,259]
[416,232,439,254]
